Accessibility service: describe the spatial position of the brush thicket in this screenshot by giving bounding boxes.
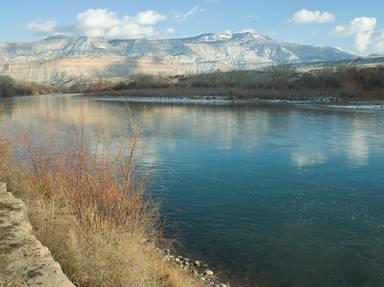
[0,107,204,287]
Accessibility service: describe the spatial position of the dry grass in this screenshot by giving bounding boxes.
[0,104,8,158]
[0,135,8,158]
[0,108,205,287]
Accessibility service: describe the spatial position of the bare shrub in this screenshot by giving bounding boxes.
[0,75,56,97]
[0,106,204,287]
[84,65,384,101]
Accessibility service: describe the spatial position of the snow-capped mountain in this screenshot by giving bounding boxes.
[0,32,354,86]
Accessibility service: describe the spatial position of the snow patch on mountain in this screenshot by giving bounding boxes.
[0,32,354,85]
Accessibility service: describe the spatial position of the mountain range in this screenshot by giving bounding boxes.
[0,32,355,86]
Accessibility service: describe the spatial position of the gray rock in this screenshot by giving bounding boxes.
[193,260,202,267]
[203,270,214,276]
[0,182,74,287]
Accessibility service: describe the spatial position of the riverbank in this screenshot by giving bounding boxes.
[0,182,75,287]
[0,114,233,287]
[80,66,384,103]
[80,93,384,112]
[0,160,207,287]
[0,173,231,287]
[84,87,342,102]
[0,75,57,98]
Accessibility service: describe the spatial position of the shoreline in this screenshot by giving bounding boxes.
[78,93,384,111]
[0,183,75,287]
[159,249,235,287]
[2,93,384,287]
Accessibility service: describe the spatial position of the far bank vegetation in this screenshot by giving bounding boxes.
[0,75,56,97]
[81,65,384,101]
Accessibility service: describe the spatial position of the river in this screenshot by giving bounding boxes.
[1,94,384,287]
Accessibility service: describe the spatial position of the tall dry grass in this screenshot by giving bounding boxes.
[0,107,205,287]
[0,135,8,158]
[0,124,9,159]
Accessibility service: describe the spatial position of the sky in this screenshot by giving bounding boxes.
[1,0,384,55]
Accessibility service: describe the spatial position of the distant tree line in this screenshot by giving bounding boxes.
[80,65,382,100]
[0,75,56,97]
[175,65,384,94]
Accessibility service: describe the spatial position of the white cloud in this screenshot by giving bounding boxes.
[75,8,166,38]
[172,6,204,22]
[26,19,57,33]
[134,10,167,25]
[332,17,377,52]
[106,22,155,39]
[76,9,118,37]
[166,27,175,34]
[241,28,256,33]
[333,17,377,35]
[244,14,258,21]
[373,29,384,52]
[355,32,373,52]
[291,9,335,24]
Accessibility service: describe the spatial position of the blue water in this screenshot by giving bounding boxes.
[1,95,384,287]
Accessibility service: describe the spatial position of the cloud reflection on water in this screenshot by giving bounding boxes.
[1,95,383,170]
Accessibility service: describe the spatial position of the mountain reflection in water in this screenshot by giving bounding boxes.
[1,95,384,287]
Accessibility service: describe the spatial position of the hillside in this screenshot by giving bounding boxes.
[0,32,354,86]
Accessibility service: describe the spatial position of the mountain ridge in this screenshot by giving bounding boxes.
[0,32,355,86]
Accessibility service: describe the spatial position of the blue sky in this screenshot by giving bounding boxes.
[1,0,384,55]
